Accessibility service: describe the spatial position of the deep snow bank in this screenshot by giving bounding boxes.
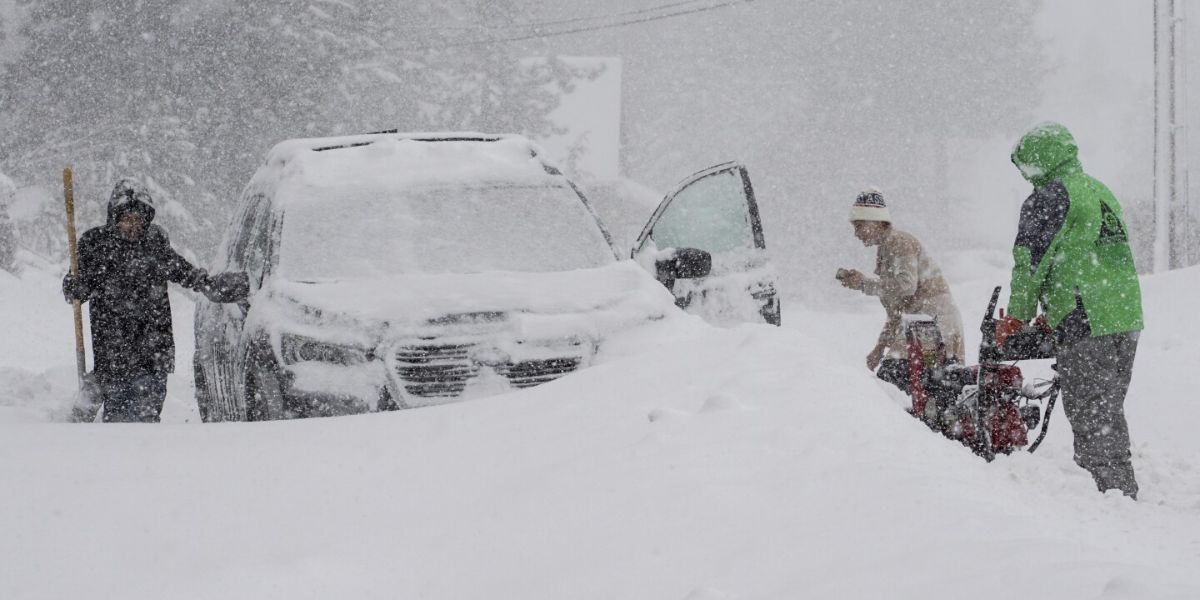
[2,259,1199,599]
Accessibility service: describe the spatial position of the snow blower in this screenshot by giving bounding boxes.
[899,286,1059,461]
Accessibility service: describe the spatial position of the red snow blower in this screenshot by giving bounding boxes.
[900,286,1059,461]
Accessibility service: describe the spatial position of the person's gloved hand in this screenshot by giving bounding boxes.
[995,308,1025,348]
[181,267,210,290]
[201,271,250,303]
[1032,314,1052,333]
[62,273,88,302]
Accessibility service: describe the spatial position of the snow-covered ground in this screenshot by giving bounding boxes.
[2,252,1199,599]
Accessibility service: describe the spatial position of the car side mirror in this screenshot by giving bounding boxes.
[654,247,712,290]
[668,247,712,279]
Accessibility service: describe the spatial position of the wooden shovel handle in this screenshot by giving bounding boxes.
[64,168,86,384]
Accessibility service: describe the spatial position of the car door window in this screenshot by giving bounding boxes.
[634,163,779,327]
[644,169,755,254]
[226,194,265,270]
[243,201,273,289]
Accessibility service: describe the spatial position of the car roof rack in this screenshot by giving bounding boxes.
[311,132,509,153]
[266,132,557,177]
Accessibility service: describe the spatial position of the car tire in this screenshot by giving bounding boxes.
[378,386,400,411]
[245,356,289,421]
[194,356,211,423]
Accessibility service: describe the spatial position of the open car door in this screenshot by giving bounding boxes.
[633,162,780,326]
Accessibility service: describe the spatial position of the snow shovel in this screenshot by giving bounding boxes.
[63,168,102,422]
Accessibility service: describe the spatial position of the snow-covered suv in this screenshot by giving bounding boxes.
[194,132,777,421]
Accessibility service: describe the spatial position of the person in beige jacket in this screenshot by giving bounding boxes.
[837,188,965,389]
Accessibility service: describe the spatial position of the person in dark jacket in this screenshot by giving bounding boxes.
[998,123,1143,498]
[62,179,247,422]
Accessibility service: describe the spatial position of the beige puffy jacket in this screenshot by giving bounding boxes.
[859,228,965,360]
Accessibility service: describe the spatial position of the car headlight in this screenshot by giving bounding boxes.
[280,334,373,365]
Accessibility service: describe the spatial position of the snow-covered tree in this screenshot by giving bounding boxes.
[0,0,585,260]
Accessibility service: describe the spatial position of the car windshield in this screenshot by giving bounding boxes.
[277,182,615,279]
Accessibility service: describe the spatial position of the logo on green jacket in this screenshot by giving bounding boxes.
[1097,202,1128,246]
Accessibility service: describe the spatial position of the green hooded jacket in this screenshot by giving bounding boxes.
[1007,122,1143,337]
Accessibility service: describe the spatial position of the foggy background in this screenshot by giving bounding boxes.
[1,0,1196,305]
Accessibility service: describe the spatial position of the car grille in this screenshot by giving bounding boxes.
[394,344,479,397]
[495,357,583,389]
[394,345,583,397]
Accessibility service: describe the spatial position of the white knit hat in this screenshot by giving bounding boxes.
[849,187,892,223]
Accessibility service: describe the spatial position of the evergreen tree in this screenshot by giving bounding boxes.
[0,0,584,260]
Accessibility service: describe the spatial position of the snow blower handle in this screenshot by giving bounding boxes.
[978,286,1002,362]
[982,286,1001,334]
[63,168,86,386]
[978,285,1057,362]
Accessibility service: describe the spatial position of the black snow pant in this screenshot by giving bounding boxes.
[1057,331,1140,499]
[101,372,168,423]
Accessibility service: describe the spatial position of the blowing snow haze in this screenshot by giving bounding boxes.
[4,2,1200,599]
[2,1,1196,296]
[516,0,1049,302]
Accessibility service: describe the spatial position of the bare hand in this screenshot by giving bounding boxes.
[866,346,885,371]
[839,268,865,290]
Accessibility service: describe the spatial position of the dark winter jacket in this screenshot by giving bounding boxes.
[67,181,210,384]
[1007,123,1143,341]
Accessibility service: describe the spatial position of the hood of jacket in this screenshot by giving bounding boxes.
[106,178,156,227]
[1011,122,1083,188]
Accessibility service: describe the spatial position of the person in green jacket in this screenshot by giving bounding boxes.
[997,122,1143,499]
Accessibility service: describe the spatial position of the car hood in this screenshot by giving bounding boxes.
[266,260,674,331]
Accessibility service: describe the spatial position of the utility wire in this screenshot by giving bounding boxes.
[515,0,711,29]
[408,0,758,52]
[398,0,714,32]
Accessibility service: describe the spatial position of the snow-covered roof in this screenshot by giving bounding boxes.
[248,132,568,207]
[270,132,558,179]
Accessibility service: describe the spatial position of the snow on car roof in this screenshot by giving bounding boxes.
[249,132,565,205]
[266,131,512,160]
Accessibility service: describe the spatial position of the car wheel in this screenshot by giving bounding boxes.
[245,358,289,421]
[378,386,401,411]
[194,356,211,423]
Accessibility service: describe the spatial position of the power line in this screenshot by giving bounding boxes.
[517,0,711,29]
[408,0,758,52]
[394,1,715,33]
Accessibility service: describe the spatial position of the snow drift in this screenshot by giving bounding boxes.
[2,256,1199,599]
